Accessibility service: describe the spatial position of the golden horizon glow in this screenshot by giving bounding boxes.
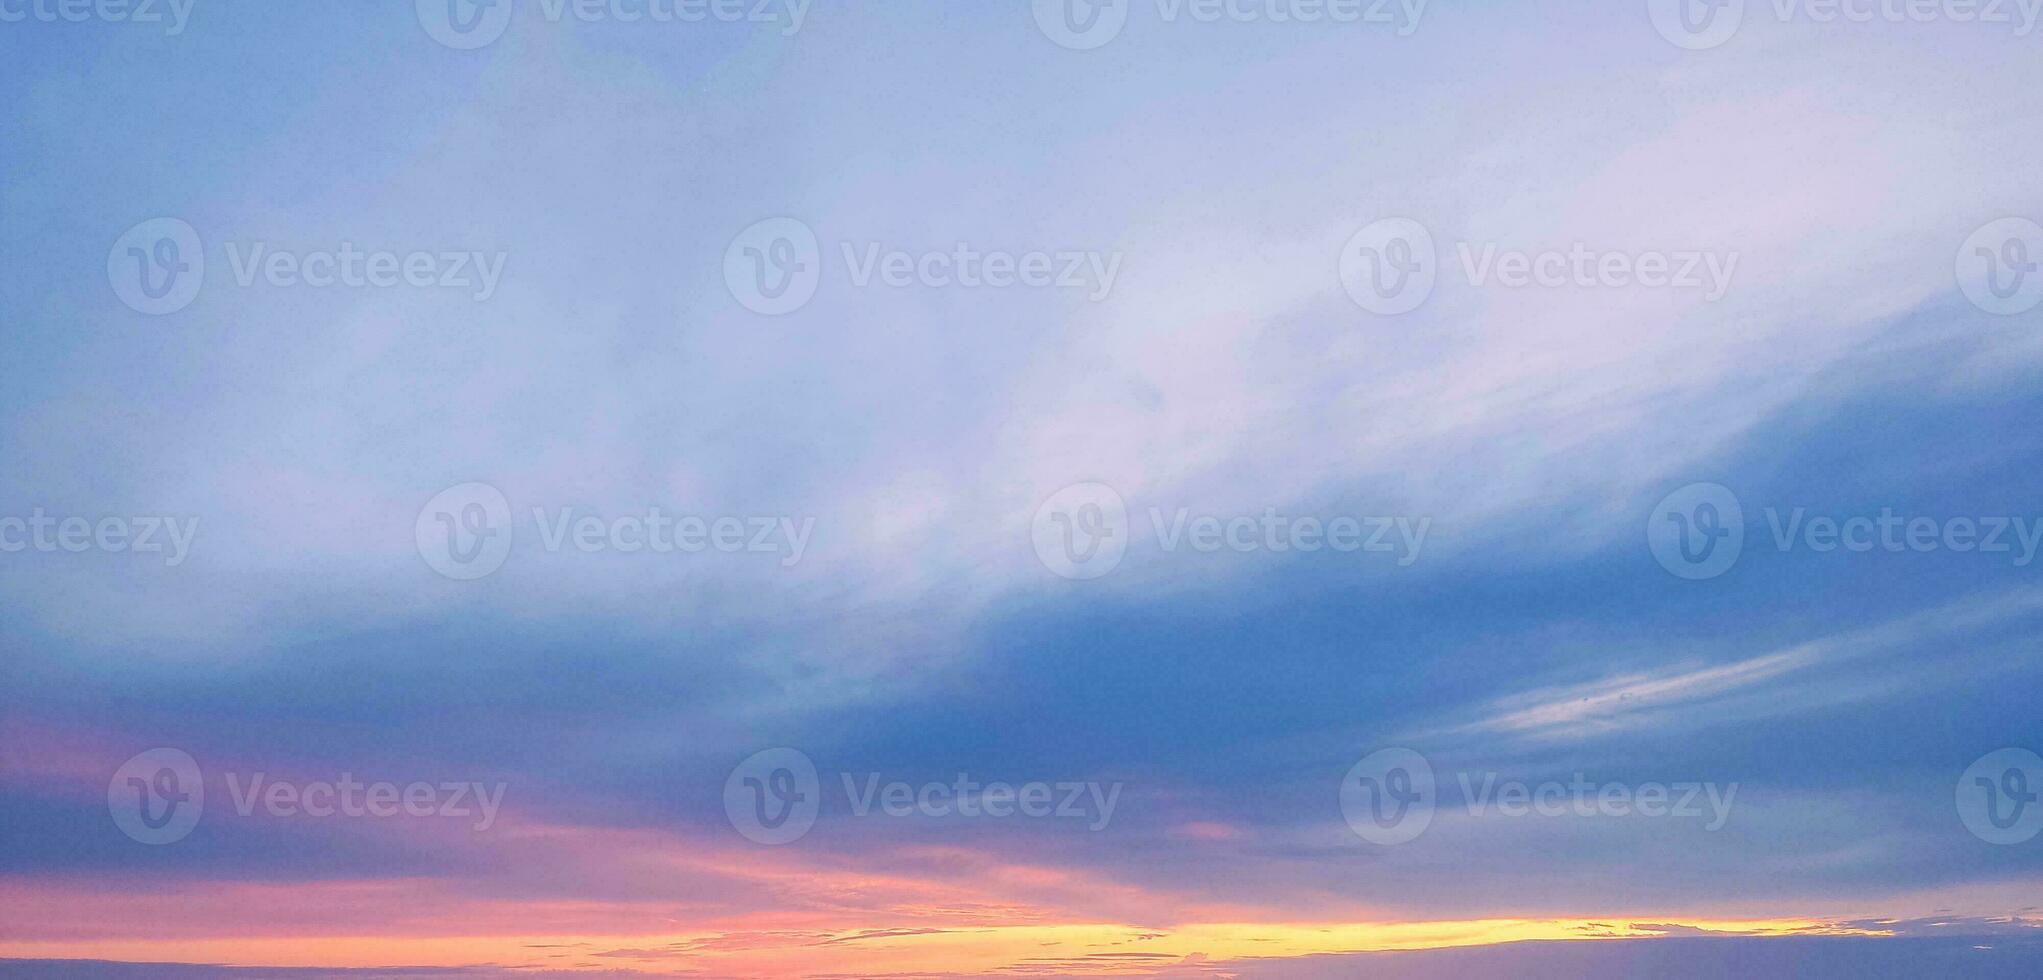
[0,915,1889,976]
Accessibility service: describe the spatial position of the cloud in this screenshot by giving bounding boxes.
[1428,587,2043,745]
[8,7,2043,673]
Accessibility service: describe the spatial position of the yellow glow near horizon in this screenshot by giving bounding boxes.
[0,916,1887,976]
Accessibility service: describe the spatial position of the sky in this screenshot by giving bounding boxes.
[2,0,2042,976]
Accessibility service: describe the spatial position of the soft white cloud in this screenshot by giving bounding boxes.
[1429,588,2043,745]
[6,11,2040,663]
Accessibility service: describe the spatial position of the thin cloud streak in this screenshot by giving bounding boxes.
[1428,587,2043,745]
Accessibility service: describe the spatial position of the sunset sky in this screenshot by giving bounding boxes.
[3,1,2042,977]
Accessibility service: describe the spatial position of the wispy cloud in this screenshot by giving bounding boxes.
[1429,588,2043,745]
